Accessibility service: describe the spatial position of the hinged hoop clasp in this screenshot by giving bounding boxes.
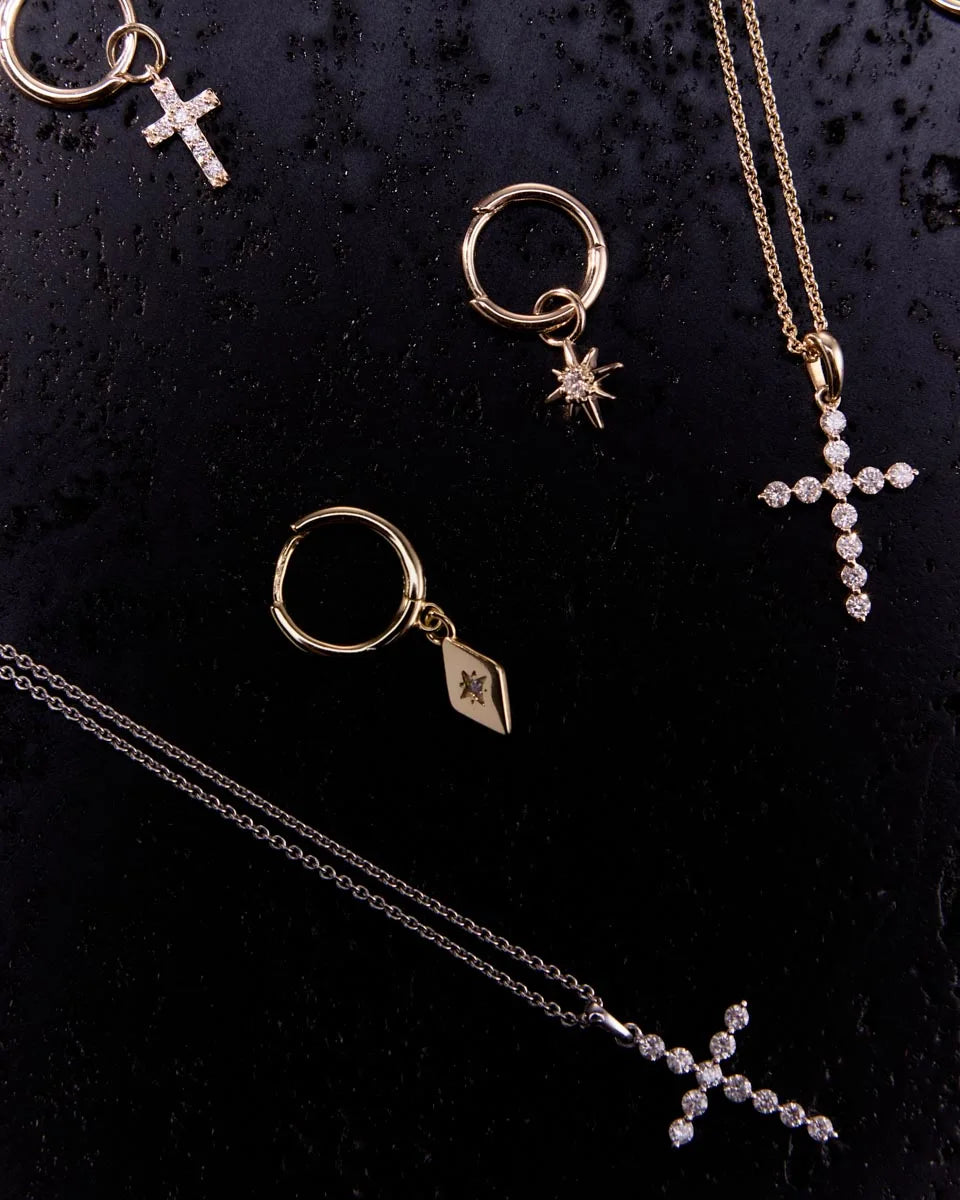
[0,0,139,107]
[461,182,608,335]
[271,507,428,656]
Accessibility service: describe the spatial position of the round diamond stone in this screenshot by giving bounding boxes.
[724,1003,749,1032]
[669,1118,694,1148]
[836,533,863,561]
[807,1115,837,1143]
[723,1074,753,1103]
[780,1101,807,1128]
[824,471,853,498]
[819,408,847,438]
[695,1060,723,1089]
[760,481,791,508]
[709,1032,736,1060]
[841,562,868,590]
[682,1088,709,1118]
[793,476,822,504]
[855,466,884,494]
[638,1034,665,1061]
[823,439,850,468]
[752,1089,779,1114]
[831,502,858,531]
[846,592,871,621]
[560,367,591,400]
[666,1048,695,1075]
[886,462,917,489]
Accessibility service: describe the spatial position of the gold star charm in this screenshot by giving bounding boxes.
[459,669,487,705]
[546,341,623,430]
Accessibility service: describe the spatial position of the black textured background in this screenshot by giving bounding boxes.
[1,2,959,1197]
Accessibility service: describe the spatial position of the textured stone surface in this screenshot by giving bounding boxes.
[0,1,959,1198]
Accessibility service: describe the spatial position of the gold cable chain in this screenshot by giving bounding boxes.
[708,0,828,357]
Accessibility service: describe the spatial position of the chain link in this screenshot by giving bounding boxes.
[708,0,828,357]
[0,642,598,1027]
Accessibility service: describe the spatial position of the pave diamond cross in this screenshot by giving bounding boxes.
[142,75,229,188]
[759,398,917,621]
[588,1001,837,1149]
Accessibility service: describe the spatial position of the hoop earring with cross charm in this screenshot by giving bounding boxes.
[0,1,229,189]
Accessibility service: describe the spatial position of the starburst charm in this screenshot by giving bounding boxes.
[759,384,916,620]
[585,1001,837,1150]
[459,669,486,705]
[546,341,622,430]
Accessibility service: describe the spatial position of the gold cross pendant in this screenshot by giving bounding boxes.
[143,73,229,189]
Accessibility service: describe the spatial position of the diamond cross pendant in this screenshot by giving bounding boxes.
[142,73,229,188]
[586,1001,837,1149]
[758,333,916,620]
[759,403,916,620]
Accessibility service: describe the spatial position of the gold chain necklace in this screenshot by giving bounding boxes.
[709,0,918,622]
[708,0,826,357]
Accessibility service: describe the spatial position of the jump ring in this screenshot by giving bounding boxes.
[415,602,457,646]
[271,507,427,656]
[461,182,607,334]
[0,0,138,106]
[534,287,586,347]
[105,21,167,85]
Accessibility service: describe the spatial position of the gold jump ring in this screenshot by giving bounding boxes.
[105,21,167,85]
[534,287,586,347]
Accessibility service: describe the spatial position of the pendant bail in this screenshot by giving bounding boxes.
[803,331,844,405]
[583,1001,636,1044]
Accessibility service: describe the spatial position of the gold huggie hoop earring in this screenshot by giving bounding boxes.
[0,0,229,188]
[461,182,623,430]
[271,507,512,735]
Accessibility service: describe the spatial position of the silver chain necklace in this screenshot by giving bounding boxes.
[0,640,836,1150]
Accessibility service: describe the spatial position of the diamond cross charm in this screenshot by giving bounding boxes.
[142,74,229,188]
[586,1001,837,1149]
[759,398,917,621]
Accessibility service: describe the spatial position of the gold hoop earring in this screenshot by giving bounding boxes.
[461,182,623,430]
[271,507,512,735]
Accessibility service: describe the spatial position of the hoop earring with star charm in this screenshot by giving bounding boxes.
[461,183,623,431]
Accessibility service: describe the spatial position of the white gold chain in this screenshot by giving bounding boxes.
[0,639,837,1148]
[0,640,597,1026]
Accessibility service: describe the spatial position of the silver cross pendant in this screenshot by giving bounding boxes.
[143,72,229,189]
[585,1000,837,1149]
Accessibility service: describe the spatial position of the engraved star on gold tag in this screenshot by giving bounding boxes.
[441,640,511,734]
[546,342,623,430]
[459,669,487,705]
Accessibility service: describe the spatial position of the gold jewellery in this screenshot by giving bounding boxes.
[0,0,228,188]
[461,183,623,430]
[271,507,511,735]
[708,0,916,622]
